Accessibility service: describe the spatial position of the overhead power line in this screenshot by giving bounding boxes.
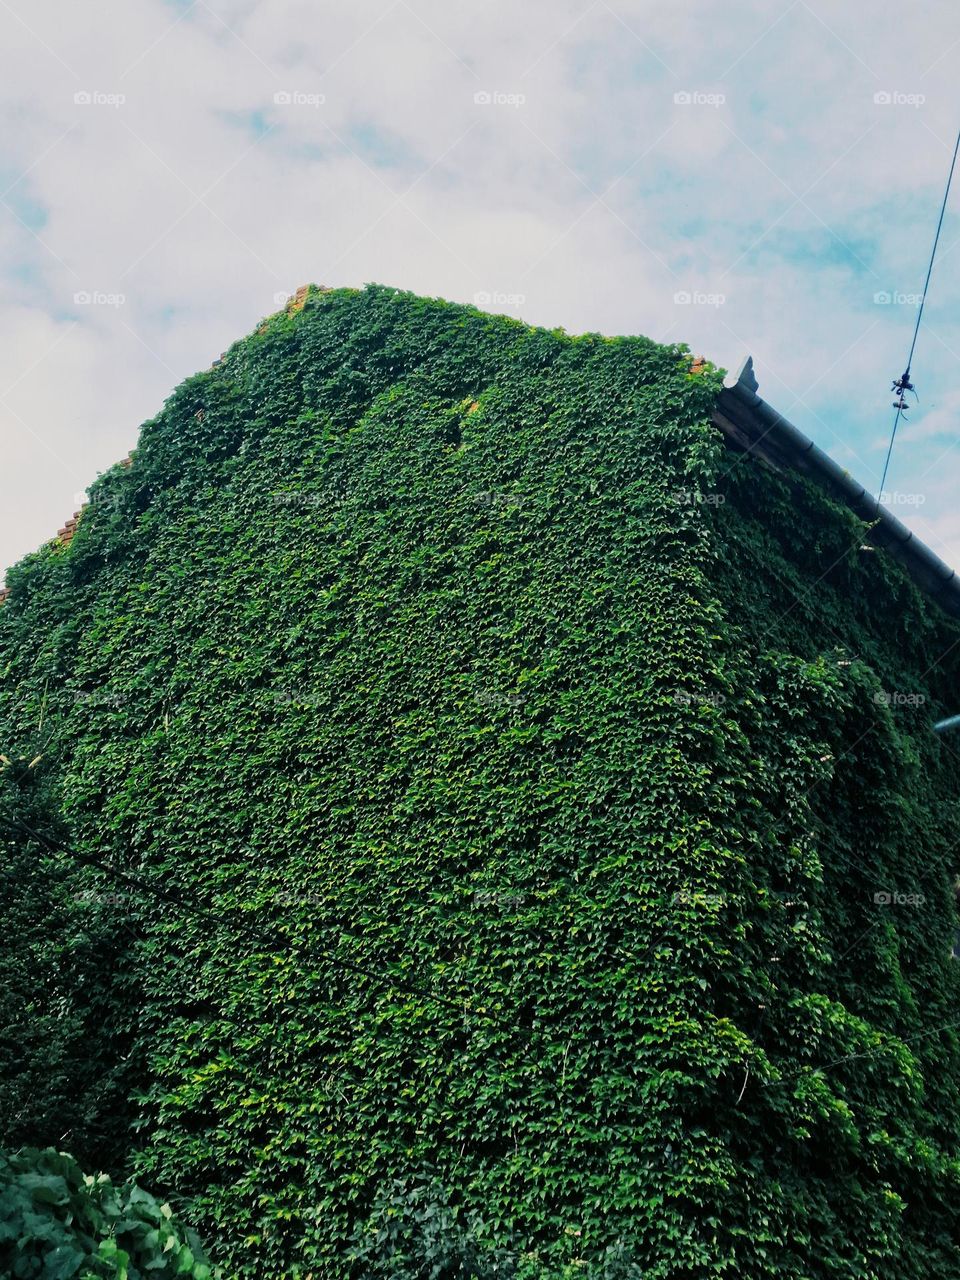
[879,124,960,498]
[8,815,953,1093]
[11,816,479,1021]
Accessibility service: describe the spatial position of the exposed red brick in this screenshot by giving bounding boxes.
[286,284,310,314]
[2,442,136,600]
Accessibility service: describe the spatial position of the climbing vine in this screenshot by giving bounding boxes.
[1,285,960,1278]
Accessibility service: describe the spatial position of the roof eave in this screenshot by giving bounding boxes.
[712,357,960,619]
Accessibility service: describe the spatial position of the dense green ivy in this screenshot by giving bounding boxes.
[1,285,960,1278]
[0,755,136,1166]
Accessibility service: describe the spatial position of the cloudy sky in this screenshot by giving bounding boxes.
[2,0,960,578]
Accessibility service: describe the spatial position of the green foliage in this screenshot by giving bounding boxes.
[0,756,135,1165]
[348,1176,645,1279]
[1,284,960,1277]
[349,1176,520,1278]
[0,1147,217,1278]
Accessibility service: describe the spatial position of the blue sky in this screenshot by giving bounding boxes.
[2,0,960,573]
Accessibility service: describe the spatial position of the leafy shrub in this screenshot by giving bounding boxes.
[0,1147,217,1278]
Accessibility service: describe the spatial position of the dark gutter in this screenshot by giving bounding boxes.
[713,357,960,620]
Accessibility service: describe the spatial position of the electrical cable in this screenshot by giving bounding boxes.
[11,815,480,1021]
[879,124,960,499]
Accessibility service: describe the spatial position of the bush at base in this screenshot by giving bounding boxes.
[0,1147,217,1280]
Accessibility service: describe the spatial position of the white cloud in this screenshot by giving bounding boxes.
[2,0,960,581]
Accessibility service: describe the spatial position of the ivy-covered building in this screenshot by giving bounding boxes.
[2,284,960,1279]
